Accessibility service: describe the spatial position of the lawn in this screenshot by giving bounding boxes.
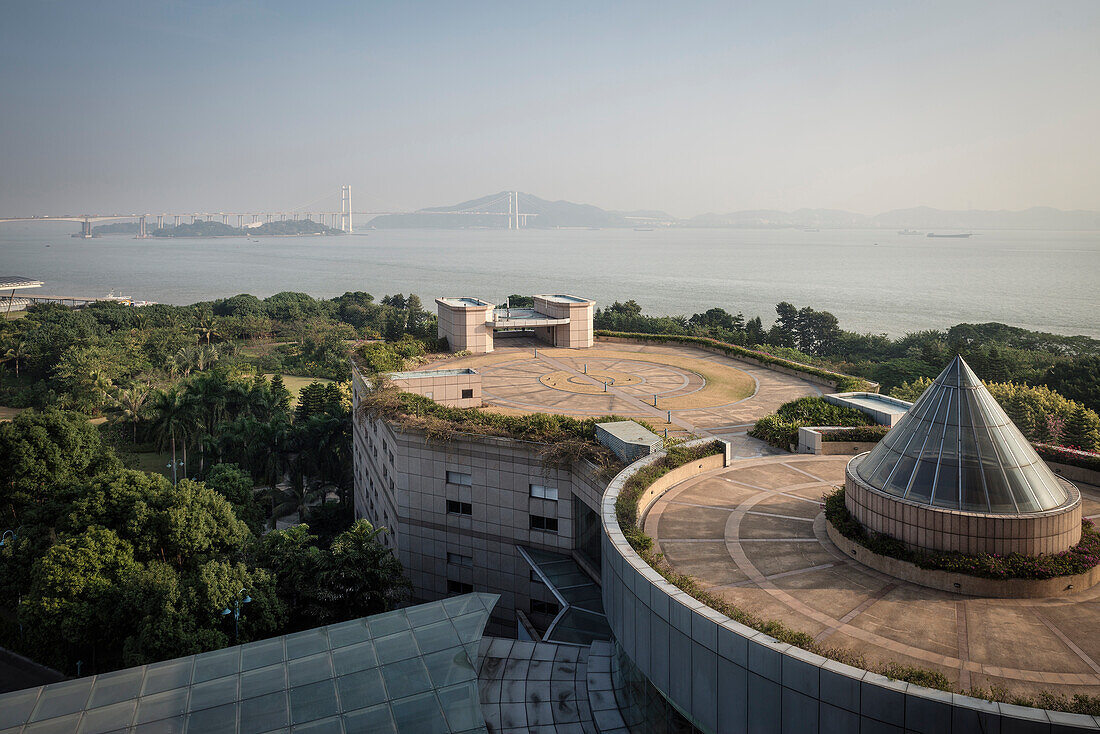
[264,374,334,407]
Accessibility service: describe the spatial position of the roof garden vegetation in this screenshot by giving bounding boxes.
[614,442,1100,715]
[353,378,635,472]
[825,487,1100,580]
[748,396,874,448]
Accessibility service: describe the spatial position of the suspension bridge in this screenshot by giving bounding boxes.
[0,188,539,238]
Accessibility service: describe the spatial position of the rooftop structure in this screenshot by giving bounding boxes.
[0,276,43,290]
[436,293,594,354]
[385,368,481,407]
[846,355,1082,556]
[595,420,663,463]
[854,356,1073,514]
[823,391,912,427]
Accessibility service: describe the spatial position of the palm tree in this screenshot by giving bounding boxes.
[150,387,191,484]
[110,383,151,443]
[194,312,221,344]
[2,338,27,379]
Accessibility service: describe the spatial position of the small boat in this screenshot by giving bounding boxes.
[926,232,972,238]
[898,229,922,235]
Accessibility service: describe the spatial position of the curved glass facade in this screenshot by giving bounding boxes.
[855,356,1072,513]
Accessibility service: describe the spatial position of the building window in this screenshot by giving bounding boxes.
[388,451,394,465]
[447,500,473,516]
[530,599,560,616]
[530,515,558,533]
[446,470,472,486]
[530,484,558,501]
[461,389,474,399]
[447,580,474,594]
[447,552,473,567]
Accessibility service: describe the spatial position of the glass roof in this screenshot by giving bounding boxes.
[854,356,1074,514]
[517,546,611,646]
[0,593,498,734]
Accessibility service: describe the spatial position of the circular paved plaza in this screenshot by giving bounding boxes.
[435,341,821,455]
[646,454,1100,699]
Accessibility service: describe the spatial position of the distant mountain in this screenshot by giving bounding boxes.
[364,193,1100,231]
[366,192,638,229]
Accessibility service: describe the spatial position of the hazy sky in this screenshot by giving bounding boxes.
[1,1,1098,217]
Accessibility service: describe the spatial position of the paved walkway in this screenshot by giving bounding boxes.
[646,454,1100,700]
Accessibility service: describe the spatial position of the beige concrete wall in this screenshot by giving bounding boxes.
[389,372,481,408]
[436,300,494,353]
[844,461,1083,556]
[533,296,594,348]
[350,383,606,635]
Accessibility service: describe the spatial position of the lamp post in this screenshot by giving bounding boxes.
[221,589,251,643]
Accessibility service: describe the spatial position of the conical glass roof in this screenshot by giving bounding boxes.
[854,356,1073,514]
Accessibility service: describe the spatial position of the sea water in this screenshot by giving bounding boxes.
[1,224,1097,338]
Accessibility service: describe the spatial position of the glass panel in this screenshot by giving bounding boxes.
[906,459,938,503]
[189,676,239,711]
[239,691,288,734]
[23,713,83,734]
[388,692,448,734]
[380,659,432,698]
[373,631,419,665]
[133,689,188,725]
[77,699,136,733]
[411,621,460,656]
[421,649,474,689]
[881,454,916,496]
[31,678,93,721]
[132,715,185,733]
[284,629,329,661]
[141,658,194,696]
[241,664,286,700]
[442,595,479,616]
[0,687,40,728]
[450,612,488,642]
[287,653,333,688]
[367,611,409,638]
[331,641,377,677]
[289,716,344,733]
[241,637,285,672]
[341,704,396,734]
[326,620,372,650]
[184,703,238,734]
[193,646,240,684]
[336,669,388,710]
[88,667,145,709]
[437,681,482,731]
[403,603,448,629]
[289,680,339,725]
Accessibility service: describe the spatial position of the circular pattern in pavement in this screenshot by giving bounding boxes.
[647,455,1100,699]
[539,370,644,394]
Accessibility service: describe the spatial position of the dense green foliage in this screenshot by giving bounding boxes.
[0,410,407,675]
[825,488,1100,579]
[891,378,1100,451]
[819,425,891,442]
[748,397,874,449]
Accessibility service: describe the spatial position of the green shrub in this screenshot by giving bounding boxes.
[748,396,874,449]
[820,425,891,442]
[1034,443,1100,472]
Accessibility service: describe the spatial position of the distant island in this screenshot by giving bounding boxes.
[91,220,344,238]
[364,192,1100,231]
